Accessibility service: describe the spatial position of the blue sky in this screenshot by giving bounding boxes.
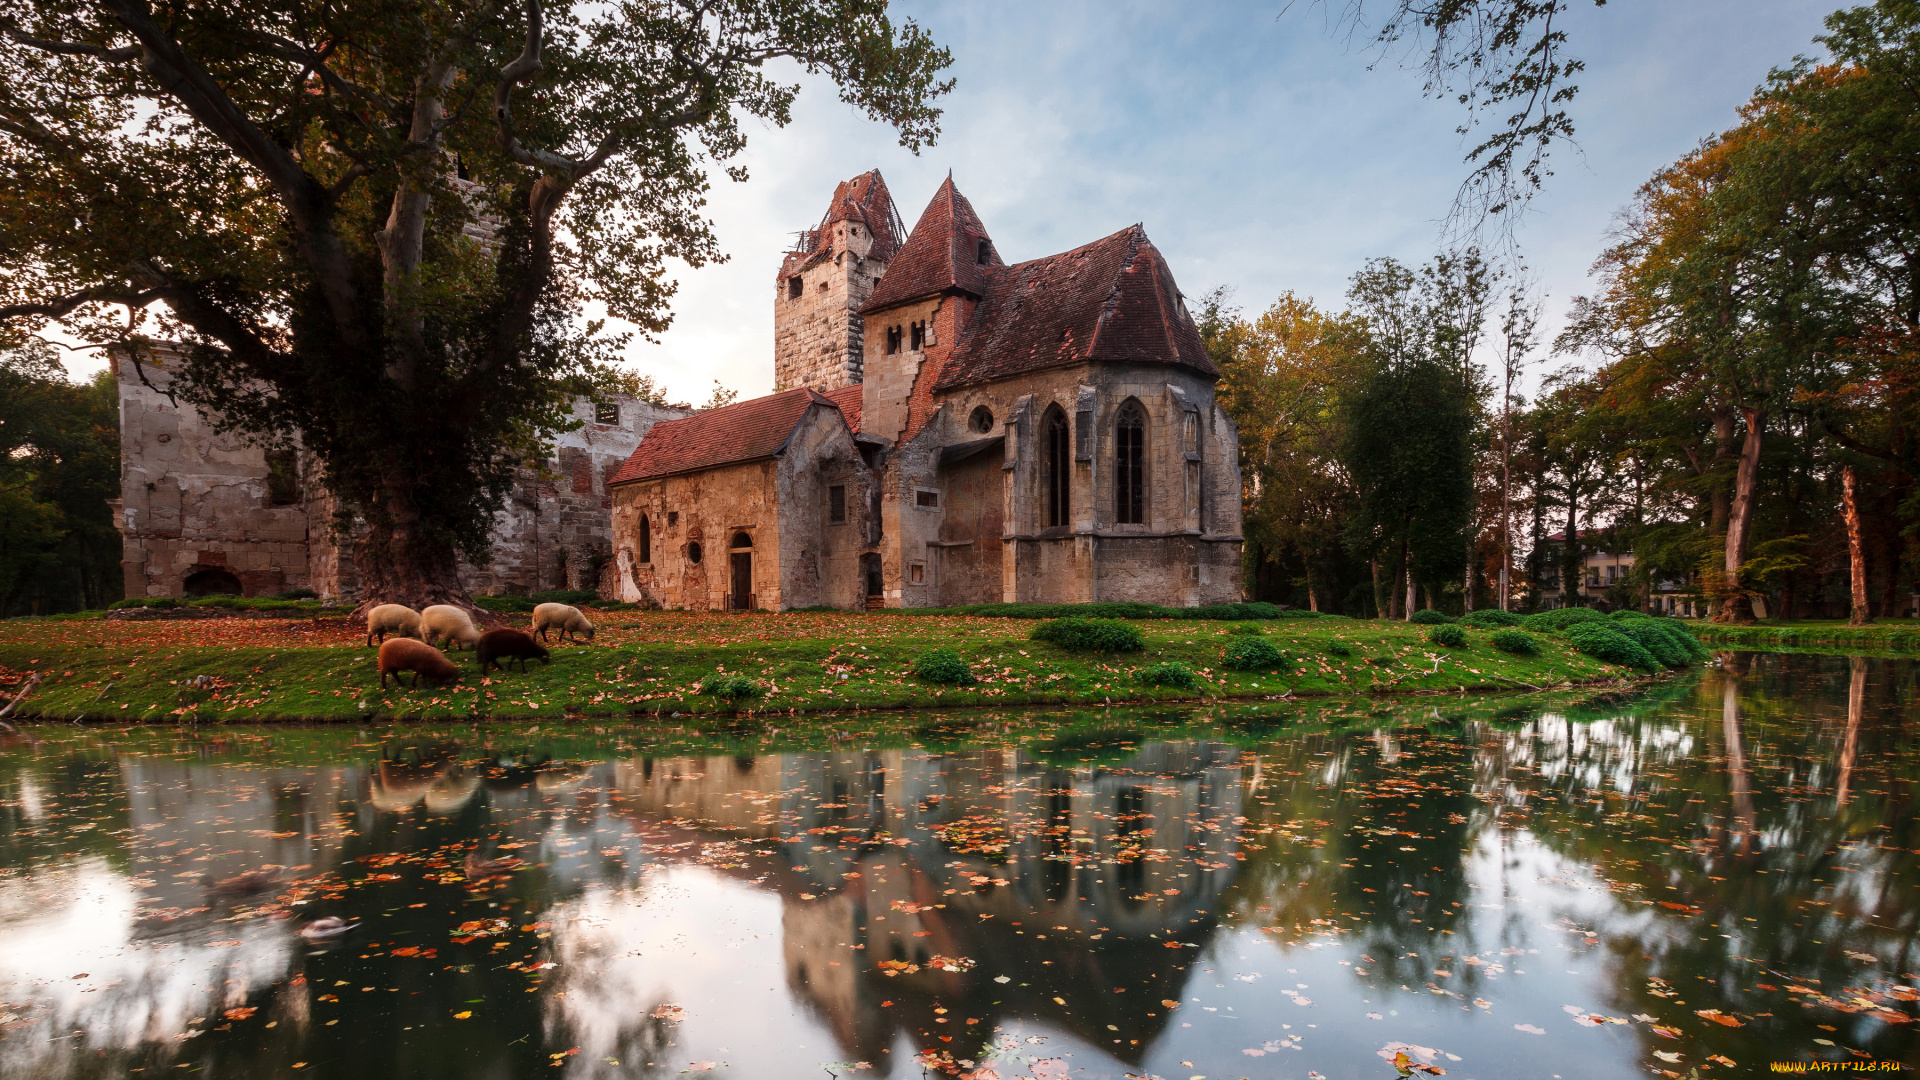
[604,0,1841,406]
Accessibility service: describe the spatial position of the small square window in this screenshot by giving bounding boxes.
[595,401,618,424]
[910,563,925,584]
[828,485,847,525]
[787,276,803,299]
[667,511,679,526]
[886,326,902,355]
[915,489,939,509]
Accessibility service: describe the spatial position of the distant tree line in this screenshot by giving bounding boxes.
[1219,1,1920,625]
[0,342,121,616]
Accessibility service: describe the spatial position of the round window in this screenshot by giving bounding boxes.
[686,541,703,565]
[969,405,994,434]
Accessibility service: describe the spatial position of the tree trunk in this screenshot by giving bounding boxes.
[1371,558,1384,620]
[1717,409,1765,623]
[1709,405,1736,537]
[1464,533,1477,612]
[354,490,470,615]
[1843,464,1872,626]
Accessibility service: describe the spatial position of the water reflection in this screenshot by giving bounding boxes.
[0,655,1915,1079]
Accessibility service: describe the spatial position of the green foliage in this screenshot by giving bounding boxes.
[1461,608,1523,628]
[874,601,1310,621]
[1489,629,1539,655]
[1564,621,1659,671]
[1522,607,1607,632]
[0,347,121,616]
[473,589,605,615]
[108,597,178,610]
[1030,618,1146,653]
[1608,609,1650,621]
[1427,623,1467,647]
[1136,662,1200,690]
[275,588,320,601]
[699,673,767,702]
[1614,619,1687,668]
[1409,609,1453,624]
[912,647,976,686]
[1228,622,1266,635]
[1325,640,1355,658]
[1222,636,1287,671]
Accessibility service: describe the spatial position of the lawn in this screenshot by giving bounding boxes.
[1689,618,1920,652]
[0,609,1631,723]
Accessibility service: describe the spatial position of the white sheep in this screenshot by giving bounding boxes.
[530,602,596,643]
[364,603,423,647]
[420,604,484,651]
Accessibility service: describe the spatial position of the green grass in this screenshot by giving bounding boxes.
[1687,618,1920,651]
[0,616,1642,723]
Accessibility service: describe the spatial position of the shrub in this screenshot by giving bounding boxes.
[1522,607,1608,632]
[1615,619,1687,668]
[1325,640,1354,658]
[1564,621,1658,670]
[1222,636,1287,671]
[1228,622,1265,636]
[532,588,602,607]
[1030,618,1145,652]
[699,673,767,701]
[1428,623,1467,647]
[913,647,976,685]
[1460,608,1522,629]
[108,597,178,610]
[1665,621,1711,663]
[1136,662,1199,689]
[1489,629,1539,655]
[1409,609,1453,625]
[1608,608,1651,621]
[274,588,320,600]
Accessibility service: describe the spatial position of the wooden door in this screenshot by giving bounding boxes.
[730,552,753,610]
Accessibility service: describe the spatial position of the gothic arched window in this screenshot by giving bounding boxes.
[1115,400,1146,524]
[1041,406,1071,529]
[639,514,651,564]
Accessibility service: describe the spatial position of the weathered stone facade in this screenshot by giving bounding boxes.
[609,171,1245,610]
[113,348,685,600]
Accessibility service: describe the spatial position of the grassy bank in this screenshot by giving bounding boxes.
[1688,618,1920,652]
[0,610,1636,723]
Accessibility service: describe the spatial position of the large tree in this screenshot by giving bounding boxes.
[0,0,950,611]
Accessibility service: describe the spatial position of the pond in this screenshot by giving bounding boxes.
[0,652,1914,1079]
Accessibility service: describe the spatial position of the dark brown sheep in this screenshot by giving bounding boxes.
[378,638,461,689]
[477,629,551,673]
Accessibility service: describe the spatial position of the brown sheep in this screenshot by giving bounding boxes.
[378,638,461,689]
[420,604,483,651]
[531,602,595,643]
[365,604,423,647]
[477,629,550,673]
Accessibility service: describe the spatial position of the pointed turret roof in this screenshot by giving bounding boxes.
[862,176,1003,312]
[932,224,1217,391]
[778,169,903,279]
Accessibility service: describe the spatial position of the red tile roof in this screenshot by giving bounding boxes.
[608,388,849,484]
[932,225,1217,390]
[862,176,1002,312]
[778,170,902,280]
[820,383,864,434]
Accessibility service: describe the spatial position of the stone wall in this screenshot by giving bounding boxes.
[114,348,684,601]
[773,217,890,393]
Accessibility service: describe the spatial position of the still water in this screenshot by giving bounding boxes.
[0,653,1915,1079]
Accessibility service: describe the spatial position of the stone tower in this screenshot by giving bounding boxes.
[773,170,904,392]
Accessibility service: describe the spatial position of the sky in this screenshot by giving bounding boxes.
[569,0,1842,407]
[50,1,1846,401]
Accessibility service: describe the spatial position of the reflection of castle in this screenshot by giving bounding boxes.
[607,742,1244,1065]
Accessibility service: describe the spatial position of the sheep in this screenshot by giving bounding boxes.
[477,629,550,673]
[364,603,422,647]
[531,602,595,643]
[377,638,461,689]
[420,604,484,651]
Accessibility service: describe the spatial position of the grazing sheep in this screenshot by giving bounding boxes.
[531,602,595,643]
[477,629,550,673]
[378,638,460,689]
[364,603,423,647]
[420,604,484,651]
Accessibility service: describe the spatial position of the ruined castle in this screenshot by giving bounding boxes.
[604,171,1244,610]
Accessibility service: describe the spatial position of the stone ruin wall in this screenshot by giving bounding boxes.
[113,350,686,601]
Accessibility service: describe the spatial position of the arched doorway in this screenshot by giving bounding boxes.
[183,568,243,597]
[729,531,754,610]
